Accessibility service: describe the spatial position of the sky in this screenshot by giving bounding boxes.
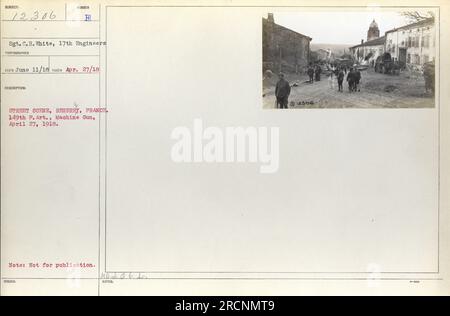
[272,9,433,45]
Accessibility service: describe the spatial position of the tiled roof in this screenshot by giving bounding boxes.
[263,17,312,40]
[385,17,434,34]
[350,36,385,49]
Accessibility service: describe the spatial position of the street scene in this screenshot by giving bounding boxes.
[262,10,436,109]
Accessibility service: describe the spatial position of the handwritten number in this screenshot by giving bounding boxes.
[31,11,39,21]
[11,11,56,21]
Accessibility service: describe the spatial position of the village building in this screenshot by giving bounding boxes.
[349,36,386,66]
[350,17,435,67]
[262,13,312,73]
[384,18,435,66]
[349,20,385,66]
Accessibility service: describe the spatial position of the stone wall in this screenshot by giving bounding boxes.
[262,17,311,74]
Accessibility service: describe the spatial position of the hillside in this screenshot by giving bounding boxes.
[310,43,353,56]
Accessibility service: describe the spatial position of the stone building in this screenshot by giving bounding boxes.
[262,13,312,73]
[384,18,435,66]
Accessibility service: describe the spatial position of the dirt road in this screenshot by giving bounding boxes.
[263,68,435,109]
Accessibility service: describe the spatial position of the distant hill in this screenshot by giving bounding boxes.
[310,43,353,56]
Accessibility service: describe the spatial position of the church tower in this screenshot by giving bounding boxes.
[367,19,380,41]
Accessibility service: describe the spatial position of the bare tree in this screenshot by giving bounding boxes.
[400,11,435,23]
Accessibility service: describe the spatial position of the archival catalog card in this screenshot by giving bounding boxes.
[1,0,450,296]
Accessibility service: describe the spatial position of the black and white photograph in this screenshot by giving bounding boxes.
[263,9,437,108]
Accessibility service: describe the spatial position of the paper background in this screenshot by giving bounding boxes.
[1,0,450,295]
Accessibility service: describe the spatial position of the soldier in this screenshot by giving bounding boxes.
[423,61,435,94]
[355,69,362,92]
[307,65,314,83]
[337,68,344,92]
[347,68,355,92]
[275,72,291,109]
[334,66,339,77]
[315,64,322,81]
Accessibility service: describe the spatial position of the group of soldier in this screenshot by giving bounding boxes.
[274,64,364,108]
[306,63,362,92]
[273,59,434,109]
[307,64,322,83]
[342,67,362,92]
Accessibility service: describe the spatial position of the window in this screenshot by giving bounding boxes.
[423,35,430,48]
[423,55,429,63]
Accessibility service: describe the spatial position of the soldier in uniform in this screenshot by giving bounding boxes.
[347,68,355,92]
[337,68,344,92]
[423,61,435,94]
[315,64,322,81]
[355,68,362,92]
[307,65,314,83]
[275,72,291,109]
[334,66,339,77]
